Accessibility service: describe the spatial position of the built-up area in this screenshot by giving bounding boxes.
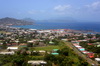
[0,25,100,65]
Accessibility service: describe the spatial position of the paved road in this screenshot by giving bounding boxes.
[65,42,99,66]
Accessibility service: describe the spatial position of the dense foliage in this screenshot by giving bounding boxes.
[80,41,100,53]
[44,47,89,66]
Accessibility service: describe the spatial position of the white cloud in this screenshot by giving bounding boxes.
[54,5,71,11]
[91,1,100,8]
[85,1,100,11]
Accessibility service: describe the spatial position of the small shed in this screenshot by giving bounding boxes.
[19,44,27,48]
[87,53,94,58]
[95,58,100,62]
[39,50,46,53]
[78,48,85,51]
[28,60,47,65]
[7,47,18,50]
[0,51,15,55]
[81,51,89,54]
[97,45,100,47]
[75,45,81,48]
[49,41,54,44]
[53,49,59,52]
[51,53,59,55]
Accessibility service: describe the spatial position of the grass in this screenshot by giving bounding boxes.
[29,56,44,60]
[0,31,11,34]
[33,41,71,51]
[34,45,60,51]
[0,31,6,33]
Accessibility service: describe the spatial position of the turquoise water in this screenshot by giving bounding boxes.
[13,22,100,32]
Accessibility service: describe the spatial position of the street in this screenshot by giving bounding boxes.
[65,42,99,66]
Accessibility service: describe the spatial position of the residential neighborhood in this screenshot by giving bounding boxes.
[0,25,100,66]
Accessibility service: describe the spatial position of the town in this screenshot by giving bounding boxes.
[0,25,100,66]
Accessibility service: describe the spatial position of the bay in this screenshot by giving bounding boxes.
[13,22,100,32]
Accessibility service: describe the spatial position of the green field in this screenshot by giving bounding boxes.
[0,31,6,33]
[29,56,44,60]
[34,45,60,51]
[0,31,11,34]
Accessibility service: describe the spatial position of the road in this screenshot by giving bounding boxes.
[65,42,99,66]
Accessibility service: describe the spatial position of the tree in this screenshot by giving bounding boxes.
[27,43,33,47]
[87,34,93,39]
[12,55,28,66]
[96,34,100,38]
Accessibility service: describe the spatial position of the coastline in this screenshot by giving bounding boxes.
[10,24,100,34]
[9,25,100,34]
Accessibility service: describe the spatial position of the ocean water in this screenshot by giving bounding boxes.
[13,22,100,32]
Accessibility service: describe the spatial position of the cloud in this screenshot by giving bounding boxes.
[54,5,71,11]
[85,1,100,11]
[91,1,100,8]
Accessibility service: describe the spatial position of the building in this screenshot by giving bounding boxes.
[28,60,47,66]
[0,51,15,55]
[51,49,59,55]
[81,51,89,54]
[78,47,85,51]
[7,47,18,50]
[19,44,27,48]
[95,58,100,63]
[87,53,94,58]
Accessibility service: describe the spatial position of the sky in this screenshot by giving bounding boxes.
[0,0,100,22]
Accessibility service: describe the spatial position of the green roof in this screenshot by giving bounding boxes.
[49,41,54,44]
[51,53,59,55]
[97,45,100,47]
[19,45,27,47]
[53,49,59,51]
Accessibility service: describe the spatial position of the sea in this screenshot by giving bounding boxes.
[13,22,100,32]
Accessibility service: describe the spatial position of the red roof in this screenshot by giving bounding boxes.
[7,44,11,45]
[87,53,94,58]
[88,43,93,45]
[11,43,17,45]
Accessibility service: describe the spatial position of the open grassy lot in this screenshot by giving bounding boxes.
[34,45,60,51]
[0,31,6,33]
[33,41,71,51]
[0,31,12,34]
[29,56,44,60]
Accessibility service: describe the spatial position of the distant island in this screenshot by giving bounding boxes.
[0,17,34,26]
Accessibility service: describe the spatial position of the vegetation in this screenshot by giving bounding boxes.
[34,46,60,51]
[0,39,90,66]
[44,47,90,66]
[80,41,100,53]
[0,17,33,25]
[0,54,30,66]
[0,27,94,66]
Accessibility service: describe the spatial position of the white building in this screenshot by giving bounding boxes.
[28,60,47,65]
[0,51,15,55]
[95,58,100,62]
[7,47,18,50]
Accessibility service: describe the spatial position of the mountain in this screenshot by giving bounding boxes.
[0,17,34,26]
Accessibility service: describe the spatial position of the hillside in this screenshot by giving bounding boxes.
[0,17,34,26]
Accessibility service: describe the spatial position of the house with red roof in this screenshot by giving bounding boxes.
[86,53,94,58]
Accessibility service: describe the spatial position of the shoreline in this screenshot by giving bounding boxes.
[9,25,100,34]
[10,25,100,34]
[0,24,100,34]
